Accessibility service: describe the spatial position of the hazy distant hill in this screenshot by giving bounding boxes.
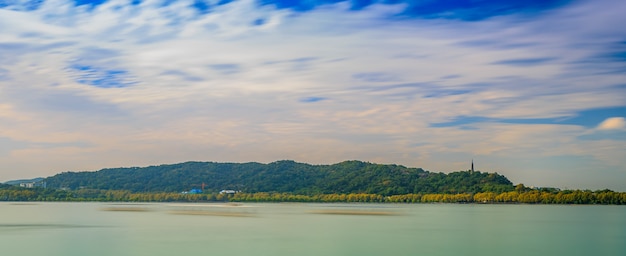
[44,160,514,195]
[3,177,45,186]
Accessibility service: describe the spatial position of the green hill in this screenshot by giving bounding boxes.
[45,160,513,195]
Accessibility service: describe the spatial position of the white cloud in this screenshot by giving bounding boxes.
[597,117,626,130]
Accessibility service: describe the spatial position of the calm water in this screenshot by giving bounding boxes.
[0,202,624,256]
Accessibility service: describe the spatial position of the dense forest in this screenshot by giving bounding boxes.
[43,160,514,195]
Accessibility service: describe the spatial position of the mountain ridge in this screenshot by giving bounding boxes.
[44,160,514,195]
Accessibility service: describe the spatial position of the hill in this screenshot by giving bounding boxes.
[3,178,45,186]
[44,160,513,195]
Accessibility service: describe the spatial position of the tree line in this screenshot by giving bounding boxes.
[230,190,626,204]
[1,186,625,204]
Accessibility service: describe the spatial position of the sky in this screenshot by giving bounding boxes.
[0,0,625,190]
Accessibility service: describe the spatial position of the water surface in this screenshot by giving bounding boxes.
[1,202,624,256]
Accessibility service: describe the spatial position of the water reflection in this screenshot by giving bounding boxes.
[307,203,404,215]
[0,223,107,232]
[308,209,400,215]
[100,206,152,212]
[96,202,404,217]
[166,203,257,217]
[8,203,40,205]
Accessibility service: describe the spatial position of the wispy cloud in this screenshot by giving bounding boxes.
[299,96,327,103]
[353,72,400,83]
[1,0,625,190]
[491,57,556,66]
[209,63,241,75]
[68,64,136,88]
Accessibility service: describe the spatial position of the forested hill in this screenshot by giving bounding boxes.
[45,160,514,195]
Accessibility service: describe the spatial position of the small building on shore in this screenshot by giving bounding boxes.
[20,181,46,188]
[219,190,237,194]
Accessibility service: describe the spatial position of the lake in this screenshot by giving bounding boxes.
[0,202,624,256]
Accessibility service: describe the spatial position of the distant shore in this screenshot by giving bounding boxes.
[1,187,625,205]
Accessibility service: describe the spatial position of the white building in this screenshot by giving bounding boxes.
[19,181,46,188]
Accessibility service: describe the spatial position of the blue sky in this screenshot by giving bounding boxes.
[1,0,625,190]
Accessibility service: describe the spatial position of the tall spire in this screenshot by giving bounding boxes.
[471,159,474,173]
